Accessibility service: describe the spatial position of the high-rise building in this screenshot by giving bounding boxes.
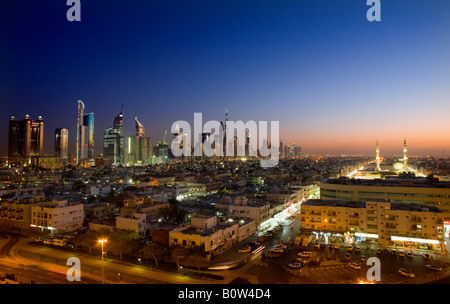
[8,115,44,166]
[76,101,95,164]
[111,107,124,164]
[103,127,122,166]
[55,128,69,164]
[128,115,153,165]
[83,113,94,158]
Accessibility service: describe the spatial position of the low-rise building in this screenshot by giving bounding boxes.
[30,199,84,234]
[300,199,445,251]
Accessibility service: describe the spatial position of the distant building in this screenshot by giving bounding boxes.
[128,115,153,165]
[103,128,122,166]
[76,100,95,164]
[8,115,44,167]
[55,128,69,164]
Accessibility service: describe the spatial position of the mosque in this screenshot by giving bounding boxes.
[355,139,422,180]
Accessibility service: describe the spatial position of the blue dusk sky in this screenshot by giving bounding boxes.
[1,0,449,157]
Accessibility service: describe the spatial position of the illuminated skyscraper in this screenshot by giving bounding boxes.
[76,100,87,164]
[8,115,44,166]
[135,114,145,137]
[403,139,408,171]
[103,127,121,166]
[83,113,94,158]
[376,140,381,171]
[128,115,153,165]
[55,128,69,164]
[111,107,124,164]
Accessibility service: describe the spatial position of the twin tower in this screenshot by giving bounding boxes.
[375,139,408,172]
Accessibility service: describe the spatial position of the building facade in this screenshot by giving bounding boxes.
[300,199,445,250]
[8,115,44,166]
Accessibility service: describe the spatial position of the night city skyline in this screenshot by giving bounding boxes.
[1,0,449,157]
[3,0,450,290]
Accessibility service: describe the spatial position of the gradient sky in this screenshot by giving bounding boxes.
[1,0,449,157]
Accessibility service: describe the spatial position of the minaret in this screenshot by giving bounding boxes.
[376,140,381,171]
[403,138,408,171]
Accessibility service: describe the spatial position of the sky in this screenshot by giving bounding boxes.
[1,0,449,157]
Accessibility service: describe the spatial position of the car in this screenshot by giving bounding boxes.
[276,243,287,249]
[315,243,320,249]
[383,249,389,255]
[425,265,443,272]
[347,246,354,252]
[334,244,340,250]
[328,244,334,249]
[391,249,397,255]
[263,232,273,237]
[348,262,361,270]
[270,247,284,253]
[238,245,251,253]
[288,262,304,269]
[345,253,351,260]
[398,268,415,278]
[423,253,431,260]
[249,241,261,247]
[320,243,326,248]
[298,251,312,258]
[355,247,361,253]
[398,250,405,257]
[360,256,366,262]
[406,252,414,258]
[376,249,382,254]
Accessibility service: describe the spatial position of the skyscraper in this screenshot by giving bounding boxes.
[376,140,381,172]
[55,128,69,164]
[76,100,95,164]
[403,139,408,171]
[128,115,153,165]
[103,127,121,166]
[112,107,124,164]
[83,113,94,158]
[8,115,44,166]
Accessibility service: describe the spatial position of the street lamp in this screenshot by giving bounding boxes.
[98,238,107,284]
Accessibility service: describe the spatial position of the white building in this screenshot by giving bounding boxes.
[30,199,84,234]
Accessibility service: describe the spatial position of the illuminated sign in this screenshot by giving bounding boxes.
[355,233,378,238]
[391,236,440,245]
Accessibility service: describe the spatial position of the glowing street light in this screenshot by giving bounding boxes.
[98,238,107,284]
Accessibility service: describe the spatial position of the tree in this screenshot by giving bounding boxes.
[107,231,141,261]
[140,242,167,268]
[158,204,187,225]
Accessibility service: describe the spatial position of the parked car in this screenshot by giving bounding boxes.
[315,243,320,249]
[345,253,351,260]
[334,244,340,250]
[398,268,415,278]
[276,243,287,249]
[320,243,326,248]
[425,265,443,272]
[376,249,382,254]
[298,251,312,258]
[398,249,405,257]
[423,253,431,260]
[360,256,366,262]
[391,249,397,255]
[347,246,354,252]
[238,245,251,253]
[406,252,414,258]
[270,246,284,253]
[288,262,304,269]
[355,247,361,253]
[348,262,361,270]
[328,244,334,249]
